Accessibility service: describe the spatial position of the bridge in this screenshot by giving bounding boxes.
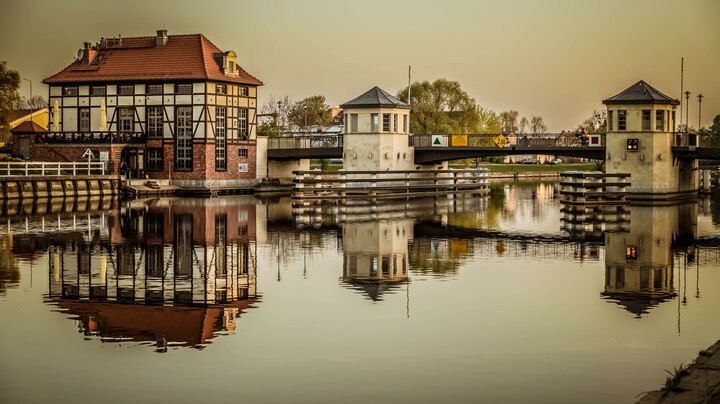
[267,132,720,163]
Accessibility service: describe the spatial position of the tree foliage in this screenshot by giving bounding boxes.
[530,115,547,135]
[396,78,489,135]
[288,95,332,130]
[499,110,519,133]
[575,109,607,133]
[0,62,21,132]
[22,95,47,110]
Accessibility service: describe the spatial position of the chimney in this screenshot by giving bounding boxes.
[81,42,97,65]
[156,30,168,47]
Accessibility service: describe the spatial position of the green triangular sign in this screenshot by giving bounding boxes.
[433,137,441,145]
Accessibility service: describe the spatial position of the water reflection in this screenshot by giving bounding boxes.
[36,197,259,351]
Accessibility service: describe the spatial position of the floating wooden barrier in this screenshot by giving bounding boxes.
[292,169,490,204]
[0,161,119,200]
[560,171,631,208]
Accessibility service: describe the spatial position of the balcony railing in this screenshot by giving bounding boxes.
[267,134,343,149]
[37,132,146,144]
[0,161,106,176]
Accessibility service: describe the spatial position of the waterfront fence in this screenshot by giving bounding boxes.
[0,161,106,176]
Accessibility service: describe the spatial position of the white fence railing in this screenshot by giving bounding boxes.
[0,161,106,176]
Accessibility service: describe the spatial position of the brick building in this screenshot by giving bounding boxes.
[27,30,262,189]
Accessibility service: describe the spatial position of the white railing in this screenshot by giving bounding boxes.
[0,161,106,176]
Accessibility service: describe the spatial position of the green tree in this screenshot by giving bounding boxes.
[0,62,22,140]
[396,78,484,135]
[708,114,720,147]
[288,95,331,130]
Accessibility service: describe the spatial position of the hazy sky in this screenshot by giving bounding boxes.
[1,0,718,131]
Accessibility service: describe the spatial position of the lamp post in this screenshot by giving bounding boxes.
[22,78,33,126]
[697,94,703,132]
[684,91,691,134]
[304,106,308,133]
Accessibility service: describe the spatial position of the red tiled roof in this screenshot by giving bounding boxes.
[43,34,263,86]
[11,121,47,133]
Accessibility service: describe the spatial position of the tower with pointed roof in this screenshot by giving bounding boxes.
[603,80,697,198]
[340,86,413,171]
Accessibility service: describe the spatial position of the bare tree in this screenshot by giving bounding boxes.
[518,116,528,134]
[259,95,294,130]
[22,95,47,110]
[530,115,547,135]
[499,110,519,133]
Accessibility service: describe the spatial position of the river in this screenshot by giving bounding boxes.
[1,181,719,403]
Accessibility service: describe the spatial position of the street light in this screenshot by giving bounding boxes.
[22,78,32,126]
[698,94,703,132]
[304,106,308,133]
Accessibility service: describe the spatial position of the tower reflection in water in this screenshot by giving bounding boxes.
[46,197,258,352]
[601,202,697,318]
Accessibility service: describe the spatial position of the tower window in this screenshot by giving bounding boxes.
[618,110,627,131]
[655,110,664,131]
[642,110,651,131]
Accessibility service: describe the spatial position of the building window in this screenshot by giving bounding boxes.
[90,86,106,96]
[238,108,248,139]
[176,106,193,170]
[239,148,248,159]
[147,148,164,171]
[371,113,379,133]
[403,114,408,133]
[216,84,227,94]
[118,85,134,96]
[607,111,613,131]
[216,107,227,171]
[350,114,358,133]
[642,110,651,131]
[79,107,90,132]
[656,110,664,131]
[239,86,248,96]
[382,113,390,132]
[175,83,192,94]
[62,86,78,96]
[617,110,627,131]
[393,114,398,133]
[671,111,676,132]
[118,108,134,132]
[146,84,163,95]
[147,106,163,138]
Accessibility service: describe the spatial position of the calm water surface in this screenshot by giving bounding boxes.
[1,181,719,403]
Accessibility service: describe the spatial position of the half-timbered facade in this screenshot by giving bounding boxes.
[38,30,262,188]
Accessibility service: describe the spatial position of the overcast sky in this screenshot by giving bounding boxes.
[1,0,718,131]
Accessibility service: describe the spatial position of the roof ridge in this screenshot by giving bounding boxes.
[199,34,210,78]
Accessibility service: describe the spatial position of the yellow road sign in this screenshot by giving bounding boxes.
[494,134,508,148]
[451,135,468,146]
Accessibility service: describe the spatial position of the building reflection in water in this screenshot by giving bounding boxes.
[44,197,258,352]
[601,203,697,318]
[342,219,411,301]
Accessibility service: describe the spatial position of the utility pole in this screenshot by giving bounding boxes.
[679,57,683,133]
[684,91,691,134]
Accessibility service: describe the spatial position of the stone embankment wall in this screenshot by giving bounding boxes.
[0,176,120,199]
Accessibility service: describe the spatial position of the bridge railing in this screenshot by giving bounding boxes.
[0,161,106,176]
[37,132,146,144]
[267,134,343,150]
[409,133,606,148]
[674,133,720,148]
